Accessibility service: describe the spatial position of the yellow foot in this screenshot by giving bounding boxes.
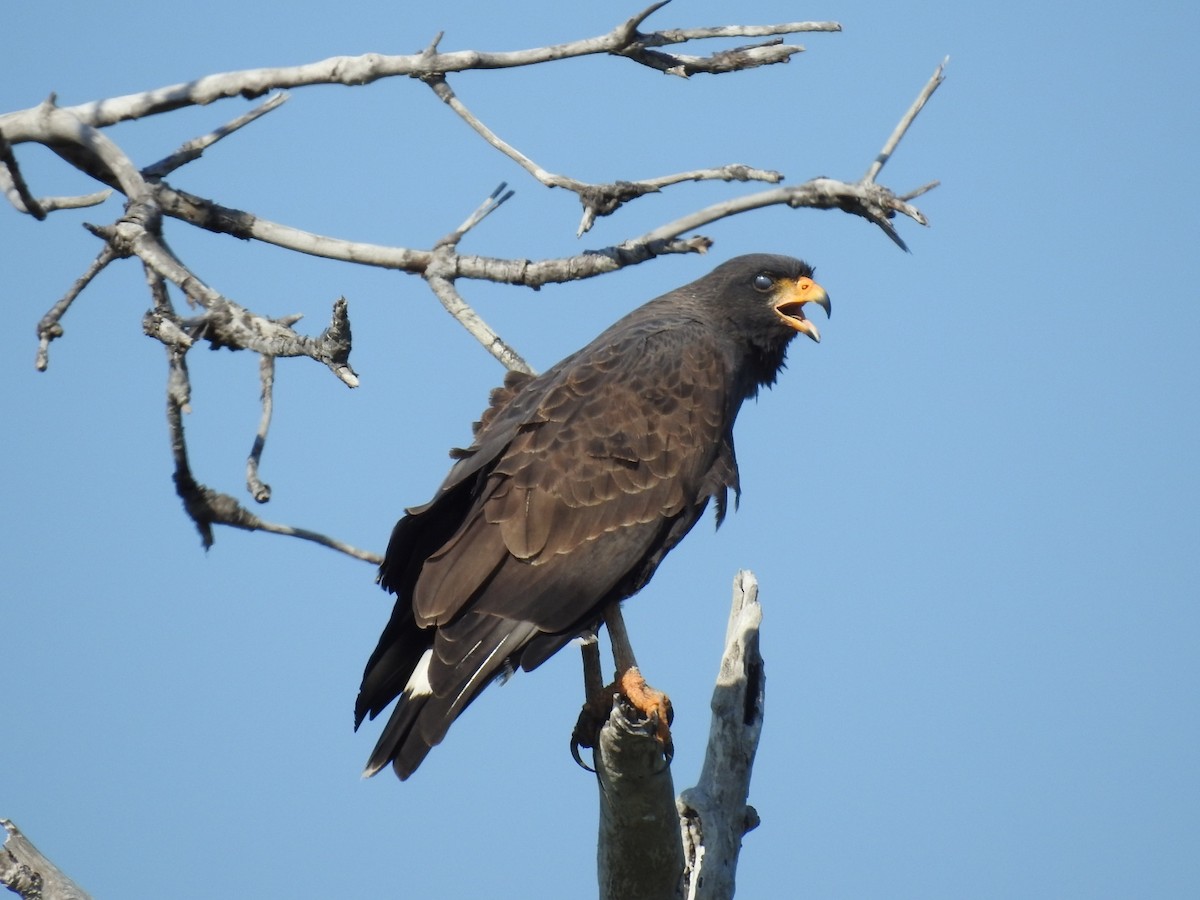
[570,666,674,771]
[617,666,674,748]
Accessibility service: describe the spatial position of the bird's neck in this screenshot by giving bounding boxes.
[740,338,791,396]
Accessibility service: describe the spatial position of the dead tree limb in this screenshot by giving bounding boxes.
[678,570,765,900]
[596,697,686,900]
[591,570,765,900]
[0,820,92,900]
[0,5,941,559]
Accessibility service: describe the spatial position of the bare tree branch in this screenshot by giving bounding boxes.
[0,6,837,139]
[678,570,765,900]
[1,819,92,900]
[423,73,783,235]
[0,128,45,219]
[425,189,535,373]
[151,289,375,563]
[168,381,381,562]
[143,92,289,179]
[246,353,278,504]
[2,4,942,567]
[436,182,515,249]
[595,698,686,900]
[89,210,362,387]
[864,57,948,185]
[611,2,841,77]
[35,244,118,371]
[426,267,536,375]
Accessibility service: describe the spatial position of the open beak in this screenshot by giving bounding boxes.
[774,276,831,343]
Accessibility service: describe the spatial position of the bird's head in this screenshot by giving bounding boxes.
[691,254,831,390]
[703,252,831,342]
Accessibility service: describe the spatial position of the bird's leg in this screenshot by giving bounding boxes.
[578,626,605,698]
[603,599,639,672]
[569,603,675,772]
[571,628,607,770]
[603,602,673,753]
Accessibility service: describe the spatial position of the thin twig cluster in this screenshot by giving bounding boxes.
[0,1,941,560]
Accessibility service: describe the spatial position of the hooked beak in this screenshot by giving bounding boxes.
[774,276,831,343]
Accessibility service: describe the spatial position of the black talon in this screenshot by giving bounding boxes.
[570,736,597,773]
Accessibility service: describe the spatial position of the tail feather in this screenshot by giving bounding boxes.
[359,617,539,780]
[362,696,433,779]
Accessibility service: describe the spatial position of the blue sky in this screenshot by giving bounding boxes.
[3,2,1198,897]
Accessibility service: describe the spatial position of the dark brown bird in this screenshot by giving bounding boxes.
[355,253,829,779]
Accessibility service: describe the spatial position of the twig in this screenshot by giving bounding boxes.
[246,353,277,503]
[49,191,112,210]
[635,176,929,252]
[0,130,110,214]
[424,73,782,235]
[900,179,940,202]
[0,127,45,219]
[142,265,194,414]
[248,519,383,564]
[617,37,801,78]
[35,244,119,371]
[90,212,362,387]
[424,76,569,190]
[612,2,839,78]
[648,20,842,43]
[435,182,515,248]
[864,57,948,184]
[179,476,385,562]
[143,92,289,178]
[167,372,381,562]
[425,266,535,375]
[426,196,537,374]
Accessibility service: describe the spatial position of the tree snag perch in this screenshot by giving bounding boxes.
[596,697,686,900]
[0,820,92,900]
[594,571,765,900]
[678,570,765,900]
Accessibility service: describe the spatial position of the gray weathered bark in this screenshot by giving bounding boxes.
[593,571,765,900]
[0,820,92,900]
[678,571,765,899]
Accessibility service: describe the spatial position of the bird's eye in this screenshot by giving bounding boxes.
[752,274,773,292]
